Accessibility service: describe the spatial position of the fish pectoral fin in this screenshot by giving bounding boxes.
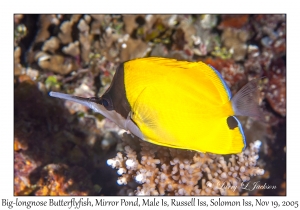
[129,86,164,142]
[131,86,159,129]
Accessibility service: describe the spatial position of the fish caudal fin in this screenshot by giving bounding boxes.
[231,79,262,118]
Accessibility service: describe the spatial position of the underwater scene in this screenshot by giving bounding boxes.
[14,14,286,195]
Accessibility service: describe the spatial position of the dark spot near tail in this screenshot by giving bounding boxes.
[227,116,238,129]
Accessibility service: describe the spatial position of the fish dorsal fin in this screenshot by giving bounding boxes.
[125,57,232,106]
[205,64,232,102]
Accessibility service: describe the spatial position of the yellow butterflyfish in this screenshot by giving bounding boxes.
[50,57,261,154]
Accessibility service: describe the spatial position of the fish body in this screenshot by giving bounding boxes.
[50,57,260,154]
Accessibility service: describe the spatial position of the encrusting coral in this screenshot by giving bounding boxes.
[107,133,264,195]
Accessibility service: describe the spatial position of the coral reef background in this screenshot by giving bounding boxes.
[14,14,286,195]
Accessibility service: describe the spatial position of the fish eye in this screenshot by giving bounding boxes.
[102,98,109,107]
[227,116,238,130]
[100,95,114,110]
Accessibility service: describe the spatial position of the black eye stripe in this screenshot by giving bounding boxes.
[227,116,238,130]
[89,97,101,104]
